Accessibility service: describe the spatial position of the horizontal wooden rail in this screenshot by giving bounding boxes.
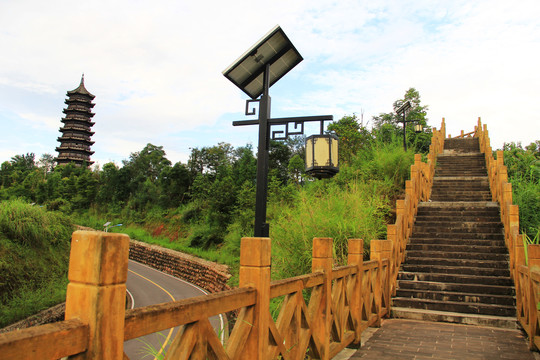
[124,287,257,340]
[270,272,324,298]
[0,318,88,360]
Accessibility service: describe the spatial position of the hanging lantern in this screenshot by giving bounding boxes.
[305,134,339,179]
[415,123,423,133]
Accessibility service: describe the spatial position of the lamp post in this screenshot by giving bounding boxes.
[223,25,339,237]
[396,101,412,151]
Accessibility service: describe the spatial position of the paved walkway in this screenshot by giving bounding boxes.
[345,319,537,360]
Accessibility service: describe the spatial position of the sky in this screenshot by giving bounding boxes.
[1,0,539,167]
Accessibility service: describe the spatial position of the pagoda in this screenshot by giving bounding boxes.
[55,75,95,167]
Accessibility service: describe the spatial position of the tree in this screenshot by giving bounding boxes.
[327,114,372,164]
[371,87,431,153]
[37,154,55,175]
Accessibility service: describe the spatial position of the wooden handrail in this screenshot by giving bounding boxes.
[0,319,88,360]
[124,287,257,340]
[474,117,539,351]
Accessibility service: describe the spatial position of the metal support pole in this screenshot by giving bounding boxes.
[403,113,407,152]
[254,64,271,237]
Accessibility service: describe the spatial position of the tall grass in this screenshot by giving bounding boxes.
[0,199,73,327]
[269,180,390,279]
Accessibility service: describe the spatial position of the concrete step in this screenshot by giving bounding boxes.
[392,297,515,317]
[396,279,515,296]
[406,245,508,256]
[413,220,503,227]
[397,271,513,286]
[408,237,506,247]
[413,224,503,233]
[414,215,500,222]
[412,232,504,240]
[394,288,515,306]
[404,257,509,269]
[401,264,510,277]
[418,201,500,209]
[390,307,518,329]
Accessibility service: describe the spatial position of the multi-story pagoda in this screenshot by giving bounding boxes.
[55,75,95,167]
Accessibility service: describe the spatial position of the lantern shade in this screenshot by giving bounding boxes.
[305,134,339,179]
[415,123,423,133]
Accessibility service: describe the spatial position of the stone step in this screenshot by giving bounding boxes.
[408,238,506,247]
[413,220,503,227]
[431,188,491,193]
[397,271,513,286]
[390,307,518,329]
[394,288,515,306]
[435,172,489,177]
[404,257,509,269]
[415,213,500,221]
[397,279,515,296]
[401,264,510,277]
[413,223,503,232]
[412,232,504,240]
[418,201,499,209]
[406,245,508,256]
[392,297,515,317]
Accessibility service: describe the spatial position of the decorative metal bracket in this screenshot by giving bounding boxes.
[245,99,260,116]
[233,115,333,141]
[271,121,304,140]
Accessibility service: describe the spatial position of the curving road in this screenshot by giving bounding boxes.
[124,260,223,360]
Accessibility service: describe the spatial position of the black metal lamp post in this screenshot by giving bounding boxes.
[223,25,339,237]
[396,101,412,151]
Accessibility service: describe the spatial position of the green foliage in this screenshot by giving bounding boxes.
[0,199,72,327]
[501,141,540,238]
[327,114,372,164]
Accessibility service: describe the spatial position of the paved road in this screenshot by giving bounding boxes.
[124,260,223,360]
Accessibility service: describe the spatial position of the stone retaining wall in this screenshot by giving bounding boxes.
[128,239,231,293]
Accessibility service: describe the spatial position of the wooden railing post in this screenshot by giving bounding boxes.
[370,240,392,326]
[312,237,333,360]
[65,231,130,360]
[239,237,271,360]
[347,239,363,343]
[387,224,398,295]
[527,245,540,350]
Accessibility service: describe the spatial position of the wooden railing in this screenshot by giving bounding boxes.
[474,117,540,350]
[0,120,447,359]
[385,118,445,295]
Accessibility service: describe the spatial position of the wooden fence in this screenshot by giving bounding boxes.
[0,119,446,360]
[474,117,540,350]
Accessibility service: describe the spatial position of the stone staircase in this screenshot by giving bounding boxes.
[391,137,517,328]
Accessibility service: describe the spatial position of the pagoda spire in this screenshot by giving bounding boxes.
[55,77,96,167]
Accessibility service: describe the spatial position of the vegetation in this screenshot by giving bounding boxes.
[0,199,73,327]
[2,87,537,326]
[500,141,540,239]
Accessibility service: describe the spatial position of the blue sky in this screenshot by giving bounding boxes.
[1,0,539,167]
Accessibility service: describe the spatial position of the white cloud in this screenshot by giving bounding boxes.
[1,0,539,165]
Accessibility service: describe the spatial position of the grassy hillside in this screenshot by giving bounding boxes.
[0,199,73,327]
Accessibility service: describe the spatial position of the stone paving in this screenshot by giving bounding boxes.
[347,319,537,360]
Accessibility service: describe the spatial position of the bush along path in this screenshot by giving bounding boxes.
[392,137,517,328]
